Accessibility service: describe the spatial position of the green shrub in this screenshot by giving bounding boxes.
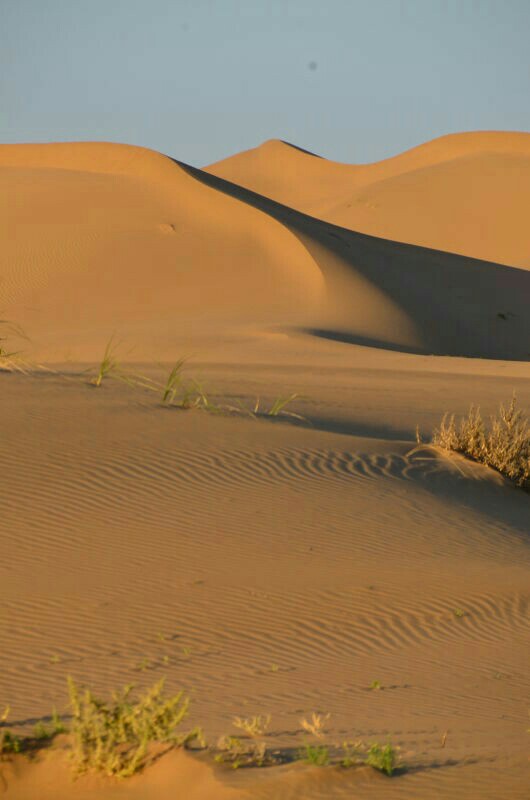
[366,742,397,776]
[302,743,329,766]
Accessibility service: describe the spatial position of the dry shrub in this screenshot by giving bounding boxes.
[432,395,530,490]
[67,677,202,778]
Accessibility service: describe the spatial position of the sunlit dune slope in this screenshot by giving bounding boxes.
[205,132,530,268]
[2,139,530,362]
[0,142,323,359]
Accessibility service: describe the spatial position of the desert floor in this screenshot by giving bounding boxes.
[1,134,529,798]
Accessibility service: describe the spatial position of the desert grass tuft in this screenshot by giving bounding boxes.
[161,359,186,404]
[429,394,530,490]
[91,336,120,387]
[90,336,155,391]
[251,393,308,422]
[67,676,203,777]
[266,393,305,420]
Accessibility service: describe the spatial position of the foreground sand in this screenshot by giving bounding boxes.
[1,135,529,798]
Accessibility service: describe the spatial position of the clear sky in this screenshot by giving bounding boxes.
[2,0,529,166]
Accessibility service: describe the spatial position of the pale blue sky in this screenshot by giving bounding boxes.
[2,0,529,166]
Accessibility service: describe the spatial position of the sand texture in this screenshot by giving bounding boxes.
[1,134,529,799]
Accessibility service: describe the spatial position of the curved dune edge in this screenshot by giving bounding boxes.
[182,159,530,360]
[206,131,530,268]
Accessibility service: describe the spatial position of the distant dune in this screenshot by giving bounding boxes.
[206,131,530,268]
[2,135,530,361]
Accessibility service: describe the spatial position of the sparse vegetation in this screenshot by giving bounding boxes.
[1,705,65,756]
[232,714,271,739]
[160,359,186,404]
[67,676,203,777]
[340,740,364,768]
[1,690,403,779]
[300,712,329,739]
[300,712,330,767]
[303,743,329,766]
[265,393,306,421]
[33,709,65,740]
[427,395,530,490]
[90,336,154,391]
[215,714,272,768]
[0,707,22,756]
[366,742,398,776]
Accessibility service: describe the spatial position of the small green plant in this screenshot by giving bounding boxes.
[366,742,397,776]
[91,336,121,387]
[369,680,382,690]
[453,608,465,618]
[161,360,186,404]
[249,394,307,422]
[34,722,50,740]
[51,707,66,734]
[267,393,305,420]
[90,336,154,390]
[303,743,329,766]
[67,676,202,777]
[0,707,22,756]
[0,730,22,755]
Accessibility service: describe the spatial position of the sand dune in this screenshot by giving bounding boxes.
[1,134,530,799]
[206,132,530,268]
[0,143,323,360]
[2,139,530,362]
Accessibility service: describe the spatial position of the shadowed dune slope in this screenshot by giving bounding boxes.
[2,139,530,361]
[205,132,530,268]
[179,160,530,360]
